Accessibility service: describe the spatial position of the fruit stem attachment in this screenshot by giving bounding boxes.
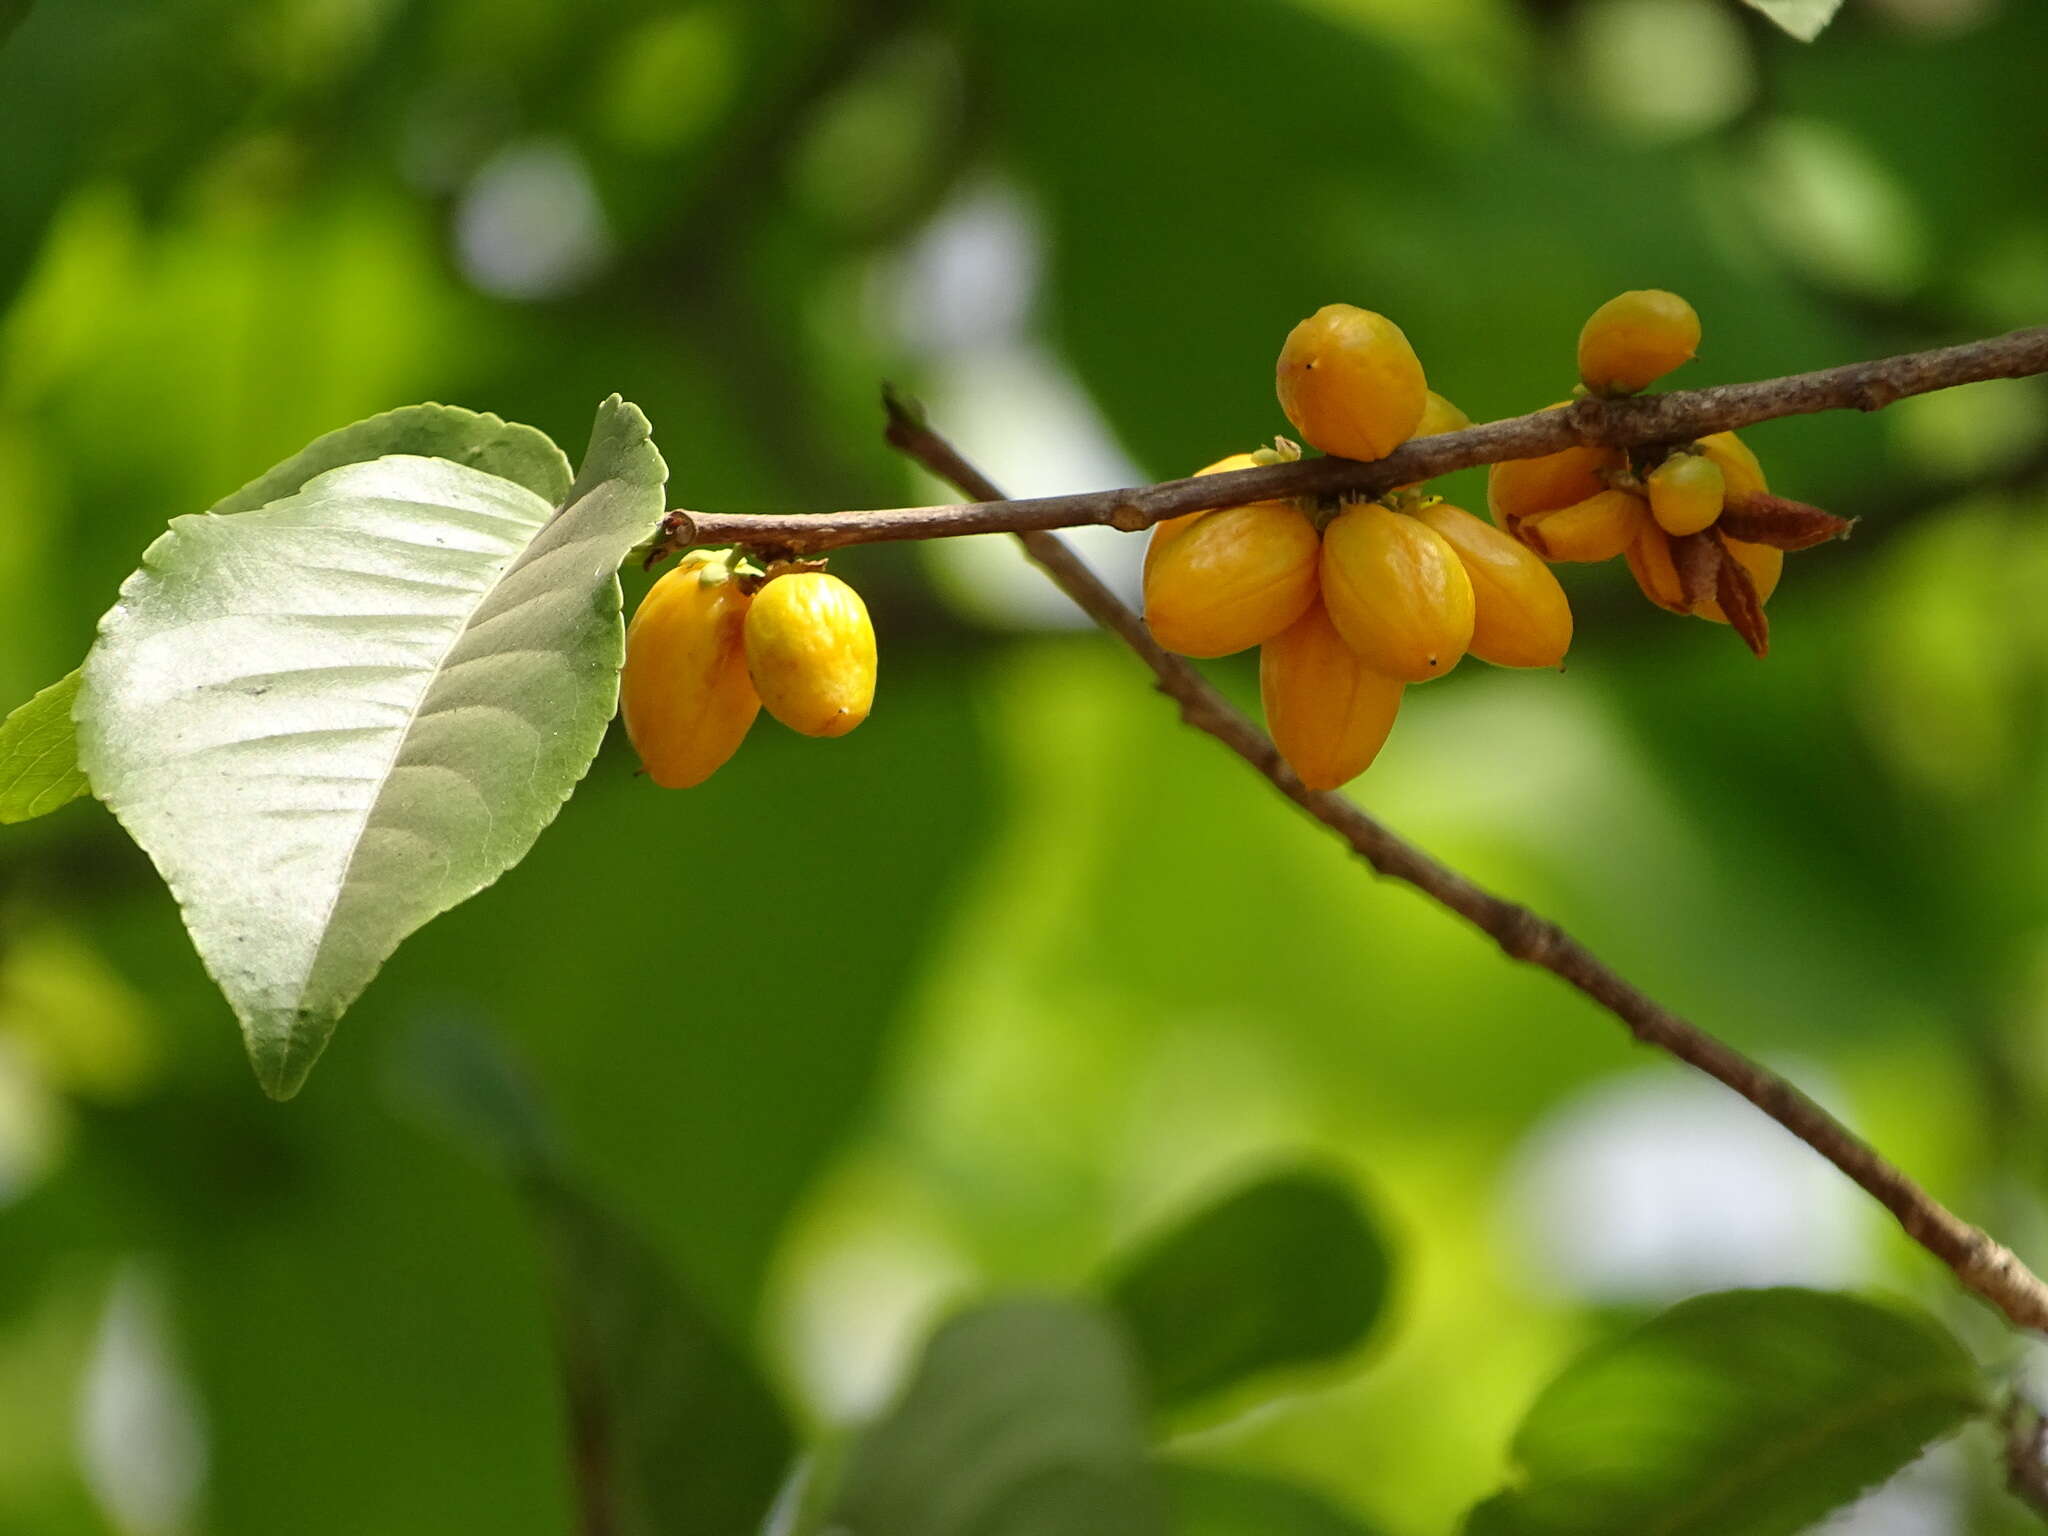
[879,383,2048,1337]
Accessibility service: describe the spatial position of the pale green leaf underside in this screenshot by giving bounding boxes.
[830,1299,1167,1536]
[77,396,666,1097]
[0,671,88,822]
[0,402,572,828]
[208,400,573,515]
[1739,0,1846,41]
[1465,1287,1983,1536]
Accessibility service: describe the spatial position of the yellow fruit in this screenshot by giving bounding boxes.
[1143,499,1321,657]
[621,552,760,788]
[1695,430,1767,499]
[1260,599,1405,791]
[1626,525,1688,613]
[1646,451,1725,537]
[1394,392,1472,491]
[1276,304,1428,462]
[1415,391,1470,437]
[1320,502,1474,681]
[1696,538,1783,623]
[1625,526,1782,620]
[1146,452,1261,580]
[1487,409,1617,525]
[1413,500,1573,669]
[1515,489,1647,563]
[744,571,876,738]
[1576,289,1701,396]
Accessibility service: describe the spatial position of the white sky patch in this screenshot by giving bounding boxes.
[1503,1066,1872,1302]
[1814,1442,1962,1536]
[77,1263,208,1536]
[454,139,612,301]
[880,178,1147,629]
[777,1220,970,1422]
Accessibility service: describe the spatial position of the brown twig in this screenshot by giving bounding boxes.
[879,389,2048,1336]
[668,325,2048,559]
[2005,1396,2048,1523]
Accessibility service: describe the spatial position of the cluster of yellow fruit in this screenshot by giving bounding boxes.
[1144,303,1574,790]
[621,551,876,787]
[1487,289,1843,657]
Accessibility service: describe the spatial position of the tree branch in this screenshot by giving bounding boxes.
[669,325,2048,557]
[2005,1396,2048,1523]
[879,389,2048,1336]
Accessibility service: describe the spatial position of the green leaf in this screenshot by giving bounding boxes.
[1739,0,1846,41]
[399,1021,794,1536]
[0,0,34,50]
[1103,1168,1392,1410]
[207,401,573,516]
[0,403,573,830]
[829,1299,1168,1536]
[1464,1288,1985,1536]
[1166,1463,1384,1536]
[76,395,666,1098]
[0,671,87,823]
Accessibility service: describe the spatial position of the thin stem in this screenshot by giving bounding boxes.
[667,325,2048,557]
[880,391,2048,1337]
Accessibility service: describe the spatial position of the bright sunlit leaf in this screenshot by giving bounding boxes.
[0,403,575,828]
[1739,0,1846,41]
[0,672,87,823]
[76,396,666,1098]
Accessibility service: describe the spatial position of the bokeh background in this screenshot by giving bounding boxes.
[5,0,2048,1530]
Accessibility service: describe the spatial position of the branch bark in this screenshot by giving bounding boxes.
[879,389,2048,1336]
[672,325,2048,556]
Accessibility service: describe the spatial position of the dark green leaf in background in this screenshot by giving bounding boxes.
[75,396,665,1098]
[398,1021,793,1536]
[0,671,87,823]
[1166,1462,1385,1536]
[830,1299,1167,1536]
[1464,1287,1985,1536]
[1104,1167,1392,1411]
[0,0,34,51]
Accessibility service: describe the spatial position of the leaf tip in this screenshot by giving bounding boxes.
[247,1011,337,1101]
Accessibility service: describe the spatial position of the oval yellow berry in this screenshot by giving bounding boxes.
[1412,500,1573,669]
[1394,392,1472,491]
[1415,391,1470,438]
[1260,599,1405,791]
[1626,525,1688,613]
[1695,430,1767,499]
[1576,289,1701,396]
[621,553,760,788]
[1276,304,1428,462]
[1146,452,1261,580]
[1144,499,1320,658]
[744,571,876,738]
[1487,410,1618,526]
[1515,488,1647,564]
[1647,451,1725,537]
[1320,502,1475,682]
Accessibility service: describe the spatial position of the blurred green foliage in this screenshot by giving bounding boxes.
[4,0,2048,1532]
